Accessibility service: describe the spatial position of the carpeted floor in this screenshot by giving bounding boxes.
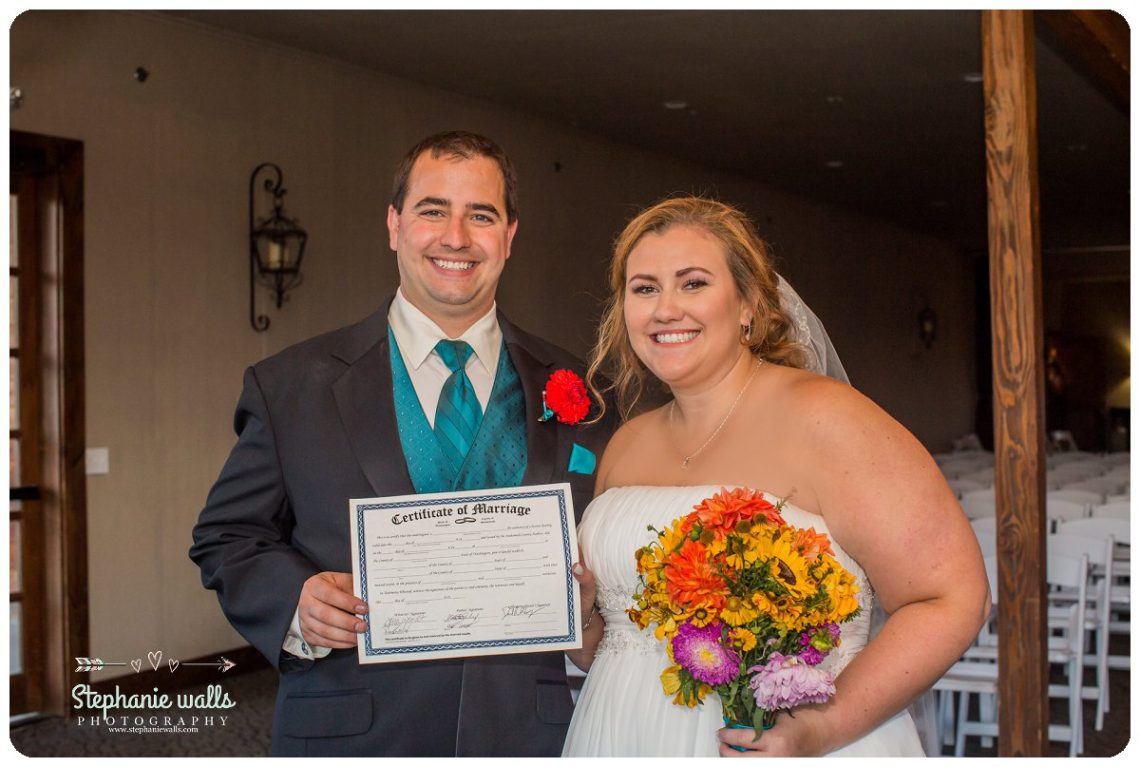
[9,656,1131,757]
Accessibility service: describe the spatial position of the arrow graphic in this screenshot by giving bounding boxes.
[74,657,129,673]
[179,657,237,673]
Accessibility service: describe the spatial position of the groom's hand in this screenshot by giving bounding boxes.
[298,571,368,650]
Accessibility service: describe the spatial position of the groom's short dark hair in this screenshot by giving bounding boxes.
[390,131,519,223]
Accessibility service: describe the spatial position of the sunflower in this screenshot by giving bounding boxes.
[819,558,861,621]
[769,594,808,632]
[767,531,816,601]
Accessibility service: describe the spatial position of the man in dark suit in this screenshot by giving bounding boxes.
[190,131,615,756]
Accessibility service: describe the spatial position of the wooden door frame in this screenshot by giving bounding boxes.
[10,129,88,717]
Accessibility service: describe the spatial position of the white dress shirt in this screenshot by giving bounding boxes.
[284,291,504,659]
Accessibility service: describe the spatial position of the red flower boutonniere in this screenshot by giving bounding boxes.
[539,369,590,425]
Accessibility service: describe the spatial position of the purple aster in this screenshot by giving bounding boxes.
[748,652,836,711]
[798,644,825,666]
[671,621,739,686]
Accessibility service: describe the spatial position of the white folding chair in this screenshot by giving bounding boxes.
[971,519,997,557]
[933,555,1000,755]
[1103,464,1131,480]
[1091,502,1130,521]
[1045,551,1090,755]
[961,487,995,504]
[1049,489,1103,508]
[1050,451,1099,466]
[936,553,1088,756]
[1049,533,1113,730]
[971,516,997,536]
[963,467,996,485]
[948,477,986,498]
[1057,518,1130,672]
[960,495,997,521]
[1101,452,1131,467]
[1059,517,1130,545]
[941,459,988,480]
[1066,477,1126,498]
[1047,498,1090,530]
[1049,465,1102,487]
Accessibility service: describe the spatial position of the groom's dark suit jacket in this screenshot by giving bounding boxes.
[190,300,616,756]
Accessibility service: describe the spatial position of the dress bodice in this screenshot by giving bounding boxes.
[578,485,875,679]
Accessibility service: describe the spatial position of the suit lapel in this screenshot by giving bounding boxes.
[331,303,416,498]
[500,313,559,487]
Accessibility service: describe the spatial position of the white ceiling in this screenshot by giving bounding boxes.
[162,9,1129,253]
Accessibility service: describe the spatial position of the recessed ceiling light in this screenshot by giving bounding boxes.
[825,160,845,169]
[962,72,984,83]
[663,100,689,110]
[825,95,844,104]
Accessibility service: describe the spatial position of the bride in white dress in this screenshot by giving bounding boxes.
[563,197,989,757]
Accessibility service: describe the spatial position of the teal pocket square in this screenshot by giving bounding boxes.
[568,443,597,475]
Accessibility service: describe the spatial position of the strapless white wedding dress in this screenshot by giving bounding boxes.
[562,485,925,757]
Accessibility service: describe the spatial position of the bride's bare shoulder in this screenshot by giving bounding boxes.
[766,363,906,447]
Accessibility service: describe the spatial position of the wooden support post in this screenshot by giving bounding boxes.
[981,10,1049,757]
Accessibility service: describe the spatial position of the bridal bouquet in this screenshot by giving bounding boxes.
[628,487,861,735]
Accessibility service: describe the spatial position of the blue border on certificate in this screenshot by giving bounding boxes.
[355,486,577,658]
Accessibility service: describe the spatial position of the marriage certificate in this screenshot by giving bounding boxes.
[349,483,583,663]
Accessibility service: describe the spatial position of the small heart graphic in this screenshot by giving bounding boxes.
[131,659,142,673]
[147,650,163,671]
[168,659,180,673]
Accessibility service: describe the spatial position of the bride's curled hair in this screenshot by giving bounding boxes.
[587,196,809,422]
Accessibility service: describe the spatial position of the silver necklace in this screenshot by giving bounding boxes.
[670,359,763,469]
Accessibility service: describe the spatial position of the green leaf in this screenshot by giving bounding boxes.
[752,708,767,740]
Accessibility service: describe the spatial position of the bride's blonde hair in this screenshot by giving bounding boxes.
[587,196,808,422]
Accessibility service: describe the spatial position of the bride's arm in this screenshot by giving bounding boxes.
[566,558,605,672]
[721,377,990,756]
[563,425,637,672]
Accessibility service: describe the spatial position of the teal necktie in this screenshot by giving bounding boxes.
[434,339,483,474]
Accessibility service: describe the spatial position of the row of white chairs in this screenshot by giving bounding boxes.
[959,496,1130,529]
[943,460,1129,481]
[937,517,1130,755]
[937,450,1127,472]
[949,476,1129,503]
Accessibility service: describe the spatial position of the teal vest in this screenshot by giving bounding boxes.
[389,328,528,493]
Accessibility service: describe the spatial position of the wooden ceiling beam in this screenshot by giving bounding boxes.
[1036,10,1129,112]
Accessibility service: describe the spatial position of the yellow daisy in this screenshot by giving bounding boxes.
[720,595,760,626]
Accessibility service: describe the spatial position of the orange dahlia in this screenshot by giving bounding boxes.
[664,539,727,610]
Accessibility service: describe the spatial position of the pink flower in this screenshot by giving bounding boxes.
[672,621,739,686]
[748,652,836,710]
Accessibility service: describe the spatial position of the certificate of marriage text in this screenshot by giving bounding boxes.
[349,483,584,663]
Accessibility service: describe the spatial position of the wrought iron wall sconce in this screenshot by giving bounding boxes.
[917,305,938,349]
[249,162,307,331]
